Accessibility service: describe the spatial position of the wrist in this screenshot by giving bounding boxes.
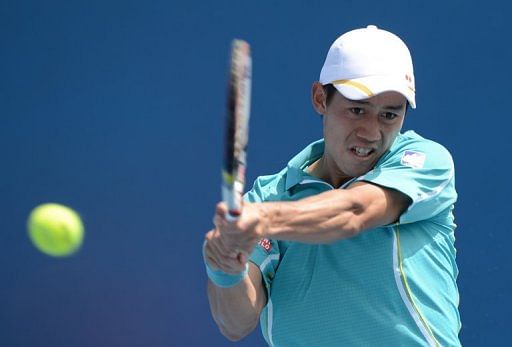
[202,241,249,288]
[205,261,249,288]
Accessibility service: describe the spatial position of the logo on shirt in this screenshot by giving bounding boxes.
[258,238,272,253]
[400,150,426,169]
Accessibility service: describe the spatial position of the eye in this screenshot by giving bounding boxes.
[381,112,398,121]
[350,107,364,115]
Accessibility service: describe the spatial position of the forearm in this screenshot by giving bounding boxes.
[207,264,266,341]
[262,189,365,243]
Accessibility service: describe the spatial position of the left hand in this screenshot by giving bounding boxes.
[204,228,247,274]
[214,201,269,258]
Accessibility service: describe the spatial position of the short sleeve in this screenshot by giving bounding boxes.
[244,177,282,292]
[248,238,281,293]
[356,138,457,224]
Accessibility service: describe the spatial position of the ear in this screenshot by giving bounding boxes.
[311,82,327,115]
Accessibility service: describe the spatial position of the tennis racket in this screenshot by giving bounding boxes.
[222,39,252,220]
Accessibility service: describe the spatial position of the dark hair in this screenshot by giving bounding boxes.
[322,84,338,107]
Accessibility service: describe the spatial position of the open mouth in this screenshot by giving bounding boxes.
[351,146,375,158]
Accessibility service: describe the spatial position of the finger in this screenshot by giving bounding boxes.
[207,234,240,269]
[205,241,236,272]
[207,251,244,274]
[204,238,230,270]
[212,229,239,258]
[206,248,244,273]
[221,231,256,257]
[204,252,221,270]
[211,230,233,255]
[205,235,247,273]
[222,259,246,274]
[205,231,246,271]
[216,202,243,229]
[213,213,227,229]
[238,252,248,264]
[216,202,228,217]
[212,202,230,230]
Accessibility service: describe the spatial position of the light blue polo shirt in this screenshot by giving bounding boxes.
[246,130,460,347]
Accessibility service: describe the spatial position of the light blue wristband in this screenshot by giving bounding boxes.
[205,262,249,288]
[203,241,249,288]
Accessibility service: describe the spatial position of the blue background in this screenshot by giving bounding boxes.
[1,0,510,345]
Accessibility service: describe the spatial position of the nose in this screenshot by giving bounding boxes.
[355,115,381,142]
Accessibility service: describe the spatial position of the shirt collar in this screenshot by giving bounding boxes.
[285,139,325,190]
[284,133,410,191]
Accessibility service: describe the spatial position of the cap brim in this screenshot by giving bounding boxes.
[331,76,416,109]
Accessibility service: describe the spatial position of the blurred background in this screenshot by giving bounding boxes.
[1,0,510,345]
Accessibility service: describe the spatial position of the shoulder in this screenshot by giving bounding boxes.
[358,131,457,223]
[381,130,454,171]
[245,139,325,202]
[244,169,288,203]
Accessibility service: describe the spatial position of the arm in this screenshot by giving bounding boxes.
[262,181,411,243]
[216,181,411,254]
[206,263,267,341]
[204,181,409,340]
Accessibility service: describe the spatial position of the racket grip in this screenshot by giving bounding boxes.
[225,212,240,222]
[222,181,244,220]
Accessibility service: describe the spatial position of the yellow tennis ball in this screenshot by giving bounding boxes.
[27,203,84,257]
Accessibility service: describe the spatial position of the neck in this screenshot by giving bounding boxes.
[307,156,351,188]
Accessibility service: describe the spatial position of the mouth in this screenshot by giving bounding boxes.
[350,146,376,158]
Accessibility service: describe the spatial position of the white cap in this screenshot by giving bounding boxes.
[319,25,416,108]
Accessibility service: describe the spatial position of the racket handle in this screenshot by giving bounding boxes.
[222,180,244,220]
[225,212,240,222]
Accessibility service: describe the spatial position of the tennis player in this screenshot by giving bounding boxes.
[204,25,460,346]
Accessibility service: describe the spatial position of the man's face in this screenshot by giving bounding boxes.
[317,86,407,180]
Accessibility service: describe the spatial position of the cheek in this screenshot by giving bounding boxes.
[383,127,402,148]
[324,115,349,138]
[324,124,347,149]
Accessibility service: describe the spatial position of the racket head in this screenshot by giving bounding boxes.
[222,39,252,218]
